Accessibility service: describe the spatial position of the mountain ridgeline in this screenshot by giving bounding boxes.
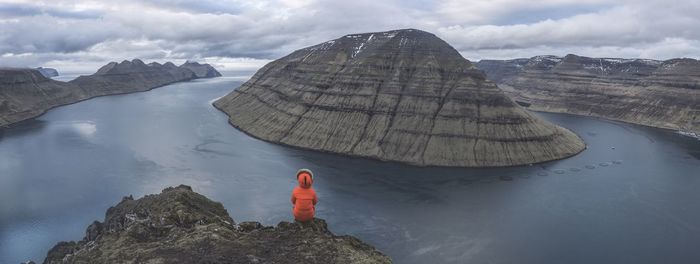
[476,55,700,135]
[0,60,221,127]
[214,29,585,167]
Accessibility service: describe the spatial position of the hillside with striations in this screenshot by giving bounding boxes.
[214,29,585,167]
[476,54,700,135]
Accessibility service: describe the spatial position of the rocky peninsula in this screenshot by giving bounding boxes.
[476,54,700,135]
[0,59,221,127]
[42,185,391,264]
[214,29,585,167]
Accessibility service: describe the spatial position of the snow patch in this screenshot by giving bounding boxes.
[532,55,561,63]
[351,34,377,58]
[602,58,624,63]
[639,59,662,65]
[301,40,336,58]
[302,49,317,62]
[352,41,366,58]
[382,32,397,38]
[399,37,408,47]
[582,64,599,70]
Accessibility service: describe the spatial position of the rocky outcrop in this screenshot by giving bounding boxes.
[35,67,59,78]
[214,29,585,167]
[0,60,220,127]
[180,61,223,78]
[42,185,391,264]
[476,55,700,135]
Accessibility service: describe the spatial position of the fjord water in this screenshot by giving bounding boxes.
[1,78,699,264]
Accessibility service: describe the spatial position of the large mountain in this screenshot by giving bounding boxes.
[214,29,585,167]
[0,60,219,127]
[43,185,391,264]
[476,55,700,135]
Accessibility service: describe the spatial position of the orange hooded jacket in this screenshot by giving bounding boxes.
[291,169,317,222]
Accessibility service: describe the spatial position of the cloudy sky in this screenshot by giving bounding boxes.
[1,0,699,74]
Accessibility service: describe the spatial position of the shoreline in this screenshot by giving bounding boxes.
[1,60,223,129]
[211,100,588,169]
[0,77,210,129]
[525,108,700,140]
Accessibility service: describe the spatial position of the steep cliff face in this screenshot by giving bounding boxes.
[43,185,392,264]
[0,60,218,127]
[180,61,223,78]
[476,55,700,135]
[0,68,86,126]
[214,29,585,167]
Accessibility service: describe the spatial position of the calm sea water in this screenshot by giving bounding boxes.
[0,77,699,264]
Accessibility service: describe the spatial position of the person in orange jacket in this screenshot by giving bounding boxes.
[291,168,318,222]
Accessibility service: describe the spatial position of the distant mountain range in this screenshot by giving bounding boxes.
[476,54,700,135]
[0,60,221,127]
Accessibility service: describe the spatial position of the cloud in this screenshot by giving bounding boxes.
[137,0,244,15]
[437,2,700,49]
[0,2,103,19]
[430,0,613,25]
[457,40,700,61]
[0,0,699,73]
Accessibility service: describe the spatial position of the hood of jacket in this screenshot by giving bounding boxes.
[297,172,313,189]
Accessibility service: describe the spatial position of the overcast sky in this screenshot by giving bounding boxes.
[1,0,699,73]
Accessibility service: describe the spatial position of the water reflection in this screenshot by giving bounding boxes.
[1,119,49,140]
[72,121,97,137]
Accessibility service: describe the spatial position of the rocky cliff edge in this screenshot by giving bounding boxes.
[42,185,392,264]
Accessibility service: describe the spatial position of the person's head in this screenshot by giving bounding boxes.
[296,168,314,189]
